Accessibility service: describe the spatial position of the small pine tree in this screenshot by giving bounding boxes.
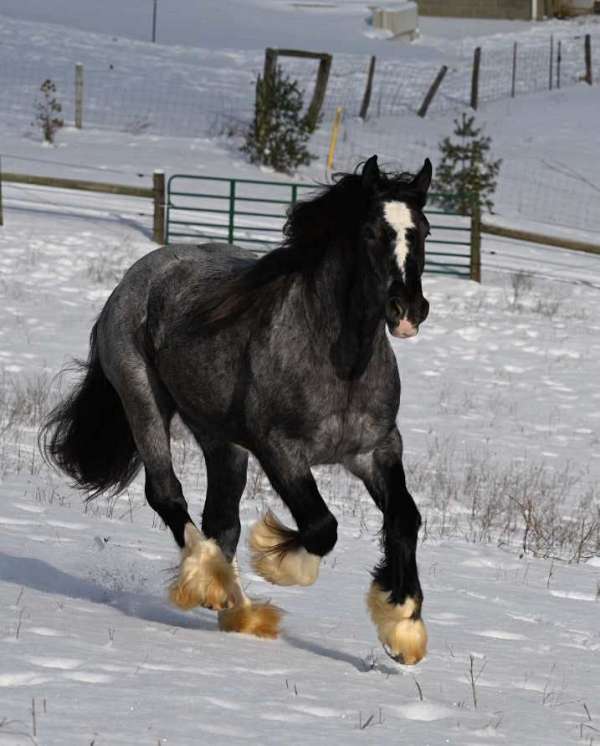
[434,113,502,215]
[241,65,315,175]
[34,79,64,144]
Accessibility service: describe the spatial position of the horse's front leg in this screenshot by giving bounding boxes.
[249,442,338,587]
[347,428,427,665]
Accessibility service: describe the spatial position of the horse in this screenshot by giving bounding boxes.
[41,155,432,665]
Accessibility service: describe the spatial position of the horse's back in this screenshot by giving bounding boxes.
[97,242,255,362]
[163,242,255,272]
[138,242,255,279]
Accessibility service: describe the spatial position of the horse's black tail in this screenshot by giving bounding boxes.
[40,323,141,498]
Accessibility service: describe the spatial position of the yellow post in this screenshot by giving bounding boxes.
[326,107,344,174]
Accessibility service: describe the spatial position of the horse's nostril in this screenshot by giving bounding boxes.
[391,299,405,317]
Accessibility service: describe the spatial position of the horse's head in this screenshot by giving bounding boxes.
[361,155,432,339]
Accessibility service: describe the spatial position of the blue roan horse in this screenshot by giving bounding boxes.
[41,155,433,665]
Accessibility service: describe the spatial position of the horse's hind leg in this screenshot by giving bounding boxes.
[105,360,188,544]
[166,435,243,612]
[103,360,234,611]
[196,439,282,638]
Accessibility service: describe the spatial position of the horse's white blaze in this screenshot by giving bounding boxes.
[383,201,414,274]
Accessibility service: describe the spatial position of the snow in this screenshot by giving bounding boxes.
[1,8,599,239]
[1,5,599,746]
[1,196,599,746]
[0,0,542,55]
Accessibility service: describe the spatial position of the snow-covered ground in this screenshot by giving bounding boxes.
[1,5,599,746]
[0,0,546,55]
[1,6,599,238]
[1,202,599,745]
[3,9,599,126]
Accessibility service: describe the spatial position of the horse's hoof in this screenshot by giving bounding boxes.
[366,582,427,665]
[169,524,235,611]
[249,511,321,586]
[218,601,283,639]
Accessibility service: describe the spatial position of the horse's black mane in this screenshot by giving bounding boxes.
[179,165,419,334]
[283,167,416,252]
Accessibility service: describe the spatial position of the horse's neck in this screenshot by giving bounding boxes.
[314,243,385,319]
[295,243,388,377]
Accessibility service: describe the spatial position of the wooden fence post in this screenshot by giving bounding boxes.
[557,40,562,89]
[418,65,448,118]
[359,56,376,120]
[585,34,593,85]
[0,158,3,227]
[263,47,277,83]
[470,202,481,283]
[75,63,84,129]
[306,54,332,131]
[263,48,332,131]
[153,170,165,244]
[152,0,158,43]
[471,47,481,110]
[511,42,517,98]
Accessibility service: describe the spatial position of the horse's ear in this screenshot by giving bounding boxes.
[412,158,433,200]
[362,155,380,190]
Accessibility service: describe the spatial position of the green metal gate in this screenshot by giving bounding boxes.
[166,174,478,279]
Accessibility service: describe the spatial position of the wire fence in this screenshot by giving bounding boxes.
[2,29,599,239]
[495,163,600,235]
[285,31,599,120]
[0,59,256,138]
[474,32,597,103]
[2,31,598,139]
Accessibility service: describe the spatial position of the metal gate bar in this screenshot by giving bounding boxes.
[166,175,475,278]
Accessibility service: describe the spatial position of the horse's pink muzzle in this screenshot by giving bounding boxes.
[390,319,419,338]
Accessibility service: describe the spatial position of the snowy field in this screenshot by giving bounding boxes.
[0,0,559,54]
[0,206,599,746]
[1,4,600,746]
